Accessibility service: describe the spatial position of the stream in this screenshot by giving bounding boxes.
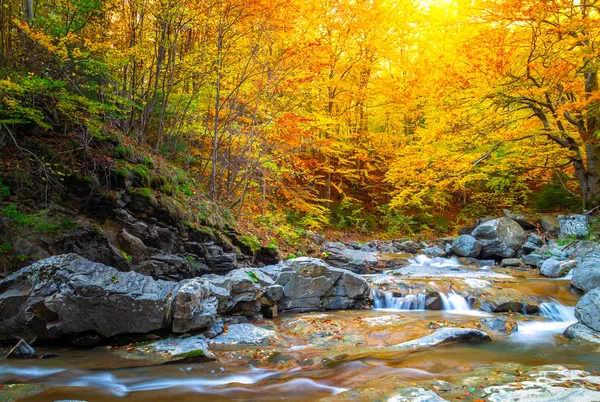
[2,256,600,401]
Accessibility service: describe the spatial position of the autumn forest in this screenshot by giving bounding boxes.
[1,0,599,239]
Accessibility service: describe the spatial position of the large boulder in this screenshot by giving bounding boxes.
[522,233,544,255]
[574,287,600,332]
[558,214,589,240]
[540,257,576,278]
[276,257,370,312]
[471,218,526,259]
[571,258,600,293]
[502,209,536,229]
[0,254,179,341]
[451,235,482,258]
[171,279,218,333]
[322,242,378,274]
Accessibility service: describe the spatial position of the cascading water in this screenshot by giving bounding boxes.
[371,290,427,311]
[511,300,577,344]
[439,291,471,311]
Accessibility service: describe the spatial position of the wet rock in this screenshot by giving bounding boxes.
[209,323,277,346]
[5,339,36,359]
[479,317,518,334]
[204,318,225,338]
[558,214,589,240]
[387,387,448,402]
[575,287,600,332]
[422,246,445,257]
[540,257,576,278]
[501,258,522,267]
[171,279,217,333]
[471,218,526,259]
[474,287,539,314]
[322,242,378,274]
[0,254,179,341]
[522,233,544,254]
[540,215,560,234]
[571,258,600,293]
[136,335,216,364]
[451,235,482,258]
[564,322,600,346]
[503,209,536,230]
[522,253,543,267]
[397,327,491,348]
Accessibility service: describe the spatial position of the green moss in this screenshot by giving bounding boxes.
[0,205,59,232]
[113,145,136,160]
[137,187,153,198]
[0,179,10,201]
[240,234,261,254]
[174,349,206,359]
[162,184,173,195]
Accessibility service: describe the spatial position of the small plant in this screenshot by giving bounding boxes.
[267,239,279,251]
[0,180,10,201]
[120,250,133,263]
[110,274,119,284]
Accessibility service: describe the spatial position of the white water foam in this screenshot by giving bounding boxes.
[510,301,576,344]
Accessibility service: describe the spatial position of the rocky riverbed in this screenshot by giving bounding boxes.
[1,212,600,401]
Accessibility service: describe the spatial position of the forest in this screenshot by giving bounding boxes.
[1,0,599,241]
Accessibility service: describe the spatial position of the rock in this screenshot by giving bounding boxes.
[522,233,544,254]
[70,333,102,348]
[5,339,36,359]
[571,258,600,293]
[117,229,147,263]
[209,323,277,346]
[570,241,600,261]
[540,215,560,233]
[471,218,526,258]
[400,327,491,348]
[204,318,225,338]
[564,323,600,346]
[474,287,539,314]
[171,279,217,333]
[387,387,448,402]
[502,209,536,229]
[558,214,589,240]
[522,253,543,267]
[479,317,518,334]
[575,288,600,332]
[540,257,576,278]
[202,242,237,273]
[395,240,422,254]
[322,242,378,274]
[451,235,482,258]
[276,257,370,312]
[422,246,445,257]
[501,258,522,267]
[137,335,216,364]
[0,254,179,341]
[487,385,600,402]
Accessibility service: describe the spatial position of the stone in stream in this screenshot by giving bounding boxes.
[5,339,36,359]
[564,323,600,346]
[118,335,217,364]
[209,323,277,346]
[386,387,448,402]
[0,254,179,341]
[451,235,482,258]
[571,258,600,293]
[479,317,518,334]
[558,214,589,240]
[500,258,522,267]
[471,218,526,259]
[575,287,600,332]
[422,246,446,257]
[540,257,576,278]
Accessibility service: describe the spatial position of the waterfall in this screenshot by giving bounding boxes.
[439,291,471,312]
[371,290,427,311]
[539,301,576,322]
[408,255,462,268]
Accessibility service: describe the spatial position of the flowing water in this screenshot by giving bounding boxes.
[2,256,600,401]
